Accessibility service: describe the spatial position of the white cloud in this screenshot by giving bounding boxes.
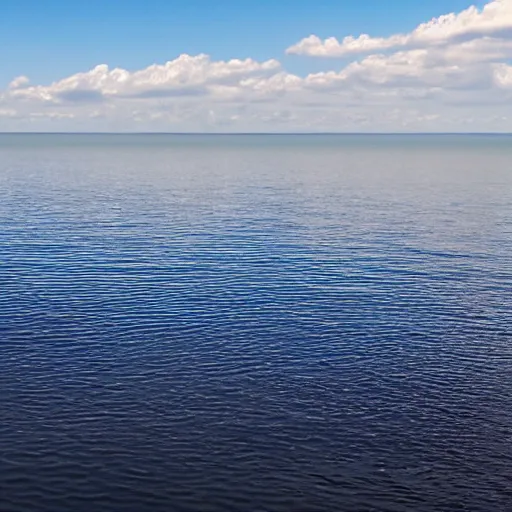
[10,54,281,104]
[8,76,30,89]
[296,36,507,95]
[3,1,512,133]
[281,0,512,113]
[286,0,512,56]
[3,47,512,132]
[493,63,512,87]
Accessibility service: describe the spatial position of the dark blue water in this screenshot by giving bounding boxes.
[1,134,511,512]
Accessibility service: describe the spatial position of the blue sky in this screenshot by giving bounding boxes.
[1,0,511,132]
[1,0,482,85]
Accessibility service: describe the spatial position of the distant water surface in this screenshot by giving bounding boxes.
[1,134,511,512]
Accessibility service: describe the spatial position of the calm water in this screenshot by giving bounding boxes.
[1,134,511,512]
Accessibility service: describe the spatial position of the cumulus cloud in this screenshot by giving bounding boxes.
[295,36,512,95]
[494,63,512,87]
[3,1,512,132]
[10,54,281,104]
[281,0,512,115]
[8,76,30,89]
[286,0,512,56]
[2,46,512,132]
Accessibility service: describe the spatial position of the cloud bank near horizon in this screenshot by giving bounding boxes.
[2,0,512,132]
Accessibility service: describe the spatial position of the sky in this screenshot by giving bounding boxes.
[3,0,512,132]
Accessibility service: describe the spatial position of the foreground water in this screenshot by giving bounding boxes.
[1,134,511,512]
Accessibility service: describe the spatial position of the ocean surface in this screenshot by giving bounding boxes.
[1,134,511,512]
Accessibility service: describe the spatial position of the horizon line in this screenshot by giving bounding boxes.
[1,132,512,136]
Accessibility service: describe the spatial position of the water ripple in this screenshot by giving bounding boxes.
[1,135,511,512]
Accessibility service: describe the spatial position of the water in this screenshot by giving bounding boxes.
[1,134,511,512]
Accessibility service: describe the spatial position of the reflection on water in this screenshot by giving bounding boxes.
[1,135,511,512]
